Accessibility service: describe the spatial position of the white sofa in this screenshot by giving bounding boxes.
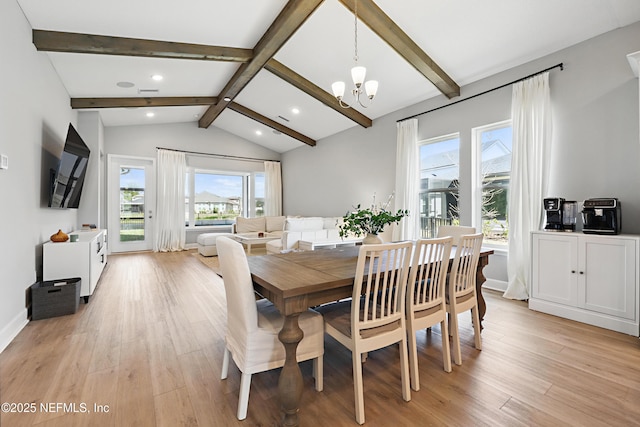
[266,217,352,254]
[232,216,286,237]
[197,216,285,256]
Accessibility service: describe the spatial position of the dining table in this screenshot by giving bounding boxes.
[247,244,494,426]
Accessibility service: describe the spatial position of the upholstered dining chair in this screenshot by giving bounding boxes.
[446,232,484,366]
[216,236,324,420]
[436,225,476,246]
[317,241,413,425]
[406,237,453,391]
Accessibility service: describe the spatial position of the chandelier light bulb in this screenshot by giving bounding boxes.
[332,81,346,99]
[351,66,366,87]
[365,80,378,99]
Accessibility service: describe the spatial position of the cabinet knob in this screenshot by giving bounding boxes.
[571,270,576,274]
[580,271,584,275]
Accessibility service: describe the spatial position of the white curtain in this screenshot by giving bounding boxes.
[154,149,186,252]
[264,161,282,216]
[505,72,552,300]
[393,119,420,241]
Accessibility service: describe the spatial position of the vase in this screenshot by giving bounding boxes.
[362,233,383,244]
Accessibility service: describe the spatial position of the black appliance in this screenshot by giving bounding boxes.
[582,198,621,235]
[543,198,578,231]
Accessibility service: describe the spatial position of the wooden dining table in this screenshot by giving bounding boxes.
[247,245,494,426]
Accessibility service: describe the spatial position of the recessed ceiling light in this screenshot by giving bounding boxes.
[255,130,262,136]
[151,74,163,81]
[146,112,155,118]
[223,97,232,102]
[291,107,300,114]
[116,81,135,88]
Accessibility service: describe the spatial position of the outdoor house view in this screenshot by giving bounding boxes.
[420,121,512,244]
[119,169,265,242]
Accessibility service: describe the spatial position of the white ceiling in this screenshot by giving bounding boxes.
[17,0,640,153]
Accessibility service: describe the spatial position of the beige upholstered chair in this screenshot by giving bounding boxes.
[406,237,454,391]
[216,237,324,420]
[436,225,476,246]
[446,232,484,365]
[317,241,412,425]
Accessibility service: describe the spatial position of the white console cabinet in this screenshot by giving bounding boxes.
[43,229,107,303]
[530,231,639,335]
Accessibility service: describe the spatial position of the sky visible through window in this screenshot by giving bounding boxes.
[192,172,265,198]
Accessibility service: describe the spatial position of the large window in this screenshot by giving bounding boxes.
[473,121,512,245]
[185,169,262,227]
[418,134,460,238]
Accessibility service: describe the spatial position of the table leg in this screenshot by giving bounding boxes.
[278,314,304,427]
[475,255,490,330]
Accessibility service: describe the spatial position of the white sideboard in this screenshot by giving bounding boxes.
[43,229,107,303]
[529,231,639,335]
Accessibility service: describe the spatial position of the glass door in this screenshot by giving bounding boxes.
[108,155,155,252]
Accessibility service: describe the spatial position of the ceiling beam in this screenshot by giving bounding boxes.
[338,0,460,99]
[198,0,325,129]
[71,97,218,109]
[70,96,316,146]
[264,59,372,128]
[228,102,316,147]
[33,30,253,62]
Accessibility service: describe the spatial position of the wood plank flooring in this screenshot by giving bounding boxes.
[2,250,640,426]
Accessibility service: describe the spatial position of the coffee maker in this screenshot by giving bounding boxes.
[582,198,621,234]
[543,198,578,231]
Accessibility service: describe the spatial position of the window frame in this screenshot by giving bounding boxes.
[185,167,263,229]
[471,119,512,249]
[418,132,461,238]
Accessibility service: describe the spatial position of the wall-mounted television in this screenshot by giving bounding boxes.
[49,123,90,209]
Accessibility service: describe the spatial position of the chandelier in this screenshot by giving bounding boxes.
[331,0,378,109]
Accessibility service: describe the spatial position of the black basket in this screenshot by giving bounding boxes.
[31,278,81,320]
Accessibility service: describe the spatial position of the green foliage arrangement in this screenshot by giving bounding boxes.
[339,194,409,238]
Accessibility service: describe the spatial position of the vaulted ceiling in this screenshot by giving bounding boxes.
[17,0,640,153]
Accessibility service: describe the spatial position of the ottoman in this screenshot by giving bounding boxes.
[197,233,235,257]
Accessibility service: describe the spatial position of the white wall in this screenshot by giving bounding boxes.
[0,0,78,351]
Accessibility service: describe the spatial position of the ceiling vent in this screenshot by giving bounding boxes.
[277,115,290,122]
[138,88,159,94]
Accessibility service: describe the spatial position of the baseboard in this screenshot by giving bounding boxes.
[482,278,507,293]
[0,309,28,354]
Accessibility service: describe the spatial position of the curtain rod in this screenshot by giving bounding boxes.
[397,62,564,123]
[156,147,280,163]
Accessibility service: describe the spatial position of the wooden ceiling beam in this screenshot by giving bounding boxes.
[228,102,316,147]
[198,0,325,129]
[264,59,372,128]
[338,0,460,99]
[70,95,317,147]
[33,30,253,62]
[71,97,218,109]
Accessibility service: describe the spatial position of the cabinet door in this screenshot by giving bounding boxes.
[532,233,578,305]
[580,236,637,320]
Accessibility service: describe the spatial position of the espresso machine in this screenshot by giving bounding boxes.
[582,198,621,234]
[543,198,578,231]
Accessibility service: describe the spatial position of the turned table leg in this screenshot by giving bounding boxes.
[475,255,490,330]
[278,314,304,427]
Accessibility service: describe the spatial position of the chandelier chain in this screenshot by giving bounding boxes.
[353,0,358,63]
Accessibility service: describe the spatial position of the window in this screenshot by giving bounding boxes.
[185,169,255,227]
[254,172,265,217]
[473,121,512,245]
[418,134,460,238]
[119,167,146,242]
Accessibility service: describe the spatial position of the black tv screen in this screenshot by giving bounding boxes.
[49,123,90,209]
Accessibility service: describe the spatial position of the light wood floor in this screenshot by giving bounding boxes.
[2,250,640,426]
